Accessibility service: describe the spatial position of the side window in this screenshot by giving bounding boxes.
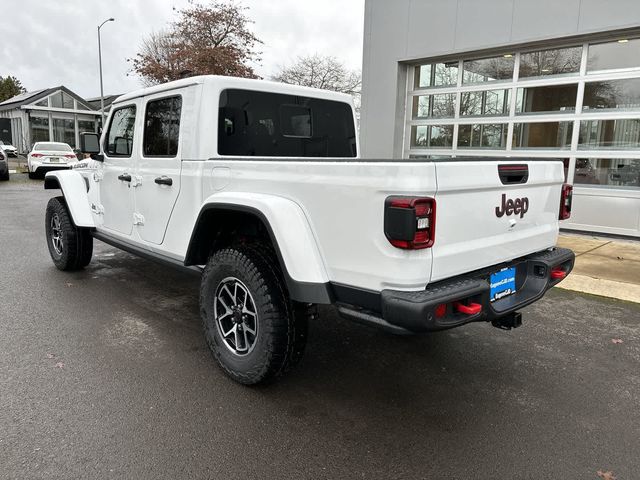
[218,89,357,158]
[105,106,136,157]
[143,96,182,157]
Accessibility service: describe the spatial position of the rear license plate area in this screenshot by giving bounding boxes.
[490,267,516,302]
[49,157,60,163]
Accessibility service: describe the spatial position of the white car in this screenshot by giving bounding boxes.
[27,142,78,179]
[0,140,18,157]
[42,75,575,385]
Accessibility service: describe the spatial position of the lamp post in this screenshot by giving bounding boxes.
[98,17,115,127]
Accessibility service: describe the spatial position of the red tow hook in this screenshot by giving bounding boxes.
[551,267,567,280]
[454,302,482,315]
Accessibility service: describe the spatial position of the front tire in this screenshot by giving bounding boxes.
[200,245,309,385]
[45,197,93,271]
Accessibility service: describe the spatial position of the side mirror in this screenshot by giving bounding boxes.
[80,132,100,155]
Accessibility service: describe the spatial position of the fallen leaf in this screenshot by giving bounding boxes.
[597,471,616,480]
[612,339,624,344]
[46,353,55,359]
[66,283,74,288]
[55,362,65,369]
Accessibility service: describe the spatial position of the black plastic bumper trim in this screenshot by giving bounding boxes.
[337,247,575,333]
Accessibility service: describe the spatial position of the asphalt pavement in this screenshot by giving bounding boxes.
[1,175,639,479]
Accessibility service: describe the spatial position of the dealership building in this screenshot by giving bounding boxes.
[0,87,103,153]
[360,0,640,237]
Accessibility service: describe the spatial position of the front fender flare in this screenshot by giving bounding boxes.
[44,170,95,228]
[187,193,332,304]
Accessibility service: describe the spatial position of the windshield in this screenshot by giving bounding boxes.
[34,143,73,152]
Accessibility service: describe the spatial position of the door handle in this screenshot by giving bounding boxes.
[154,176,173,186]
[118,173,132,182]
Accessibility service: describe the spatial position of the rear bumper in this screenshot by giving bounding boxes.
[34,165,72,175]
[339,247,575,334]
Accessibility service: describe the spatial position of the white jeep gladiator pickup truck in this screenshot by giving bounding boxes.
[43,75,575,385]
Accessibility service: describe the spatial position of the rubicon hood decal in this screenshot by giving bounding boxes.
[496,194,529,219]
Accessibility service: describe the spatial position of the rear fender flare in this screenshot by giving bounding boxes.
[44,171,95,228]
[186,193,331,304]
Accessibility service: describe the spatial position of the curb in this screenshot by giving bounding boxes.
[556,274,640,304]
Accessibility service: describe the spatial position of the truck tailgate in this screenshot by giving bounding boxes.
[430,160,564,283]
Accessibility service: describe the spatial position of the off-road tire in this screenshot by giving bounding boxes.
[45,196,93,271]
[200,244,311,385]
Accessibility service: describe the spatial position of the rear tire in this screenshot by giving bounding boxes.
[0,171,8,181]
[28,171,37,180]
[45,196,93,271]
[200,244,309,385]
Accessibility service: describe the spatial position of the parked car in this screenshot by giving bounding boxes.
[42,75,575,386]
[27,142,78,179]
[0,140,18,157]
[0,148,9,181]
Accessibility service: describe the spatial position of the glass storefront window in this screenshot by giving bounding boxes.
[413,93,456,118]
[513,122,573,149]
[415,62,458,89]
[463,55,514,84]
[583,78,640,112]
[516,84,578,115]
[411,125,453,148]
[575,158,640,189]
[458,124,508,148]
[52,118,75,147]
[30,115,49,144]
[50,92,74,109]
[579,119,640,149]
[412,126,428,147]
[78,119,96,135]
[519,46,582,78]
[460,89,510,116]
[588,38,640,73]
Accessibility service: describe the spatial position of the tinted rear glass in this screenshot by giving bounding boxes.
[218,89,357,157]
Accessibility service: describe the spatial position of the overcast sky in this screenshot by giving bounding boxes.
[1,0,365,98]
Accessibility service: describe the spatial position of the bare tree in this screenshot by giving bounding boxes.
[130,1,262,86]
[273,54,361,95]
[273,54,361,118]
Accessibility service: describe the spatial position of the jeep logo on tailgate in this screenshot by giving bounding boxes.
[495,194,529,218]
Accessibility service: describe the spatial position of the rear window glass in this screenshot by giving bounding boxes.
[34,143,73,152]
[218,89,356,158]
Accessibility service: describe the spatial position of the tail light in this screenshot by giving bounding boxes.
[384,196,436,250]
[559,183,573,220]
[64,154,76,159]
[31,153,43,158]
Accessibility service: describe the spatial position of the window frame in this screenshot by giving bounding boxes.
[217,88,358,159]
[104,104,137,158]
[142,94,183,158]
[403,33,640,184]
